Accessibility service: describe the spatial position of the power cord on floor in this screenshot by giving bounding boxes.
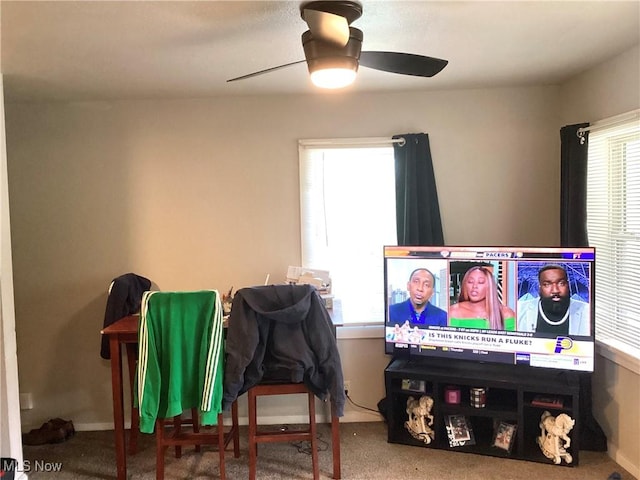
[288,389,382,456]
[345,390,383,415]
[291,432,329,455]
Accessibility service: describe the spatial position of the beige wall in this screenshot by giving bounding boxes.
[5,85,560,429]
[560,44,640,478]
[560,45,640,125]
[4,43,638,475]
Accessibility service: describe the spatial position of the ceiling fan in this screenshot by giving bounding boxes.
[227,0,448,89]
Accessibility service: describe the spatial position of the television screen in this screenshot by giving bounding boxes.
[384,246,595,372]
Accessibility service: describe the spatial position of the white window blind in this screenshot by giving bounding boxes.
[586,114,640,359]
[299,141,397,325]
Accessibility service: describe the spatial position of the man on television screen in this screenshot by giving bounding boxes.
[517,264,590,336]
[388,268,447,327]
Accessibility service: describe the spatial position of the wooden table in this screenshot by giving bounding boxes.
[101,315,139,480]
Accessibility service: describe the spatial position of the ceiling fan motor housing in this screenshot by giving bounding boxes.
[300,1,363,25]
[302,27,363,73]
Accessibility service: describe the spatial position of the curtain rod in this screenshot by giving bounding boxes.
[299,136,406,148]
[576,109,640,139]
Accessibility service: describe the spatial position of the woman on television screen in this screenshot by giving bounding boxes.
[448,266,515,330]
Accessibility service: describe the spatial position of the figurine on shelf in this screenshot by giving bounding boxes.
[405,395,435,444]
[537,410,575,464]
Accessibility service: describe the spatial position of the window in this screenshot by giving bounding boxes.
[586,113,640,362]
[299,139,398,326]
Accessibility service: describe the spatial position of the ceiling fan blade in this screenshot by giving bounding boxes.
[359,51,448,78]
[302,8,349,47]
[226,60,307,83]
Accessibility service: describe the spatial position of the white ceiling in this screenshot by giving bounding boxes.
[1,0,639,102]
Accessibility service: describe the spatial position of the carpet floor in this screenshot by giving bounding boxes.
[20,422,634,479]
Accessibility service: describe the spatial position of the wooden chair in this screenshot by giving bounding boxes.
[226,284,343,480]
[155,403,239,480]
[247,383,341,480]
[127,335,230,460]
[137,290,240,479]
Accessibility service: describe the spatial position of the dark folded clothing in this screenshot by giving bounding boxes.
[100,273,151,359]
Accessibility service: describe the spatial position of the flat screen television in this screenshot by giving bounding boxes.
[384,246,595,372]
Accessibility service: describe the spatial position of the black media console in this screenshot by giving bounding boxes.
[384,357,581,466]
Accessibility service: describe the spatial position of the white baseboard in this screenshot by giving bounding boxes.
[339,410,384,423]
[608,442,639,480]
[72,412,382,432]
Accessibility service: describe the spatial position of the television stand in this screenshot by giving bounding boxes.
[384,357,581,466]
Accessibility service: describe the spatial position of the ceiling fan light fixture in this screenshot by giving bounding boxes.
[302,27,363,89]
[309,57,358,88]
[310,67,357,89]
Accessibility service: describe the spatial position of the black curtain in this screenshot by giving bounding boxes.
[560,123,607,452]
[393,133,444,246]
[560,123,589,246]
[379,132,444,419]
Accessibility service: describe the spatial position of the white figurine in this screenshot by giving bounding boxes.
[537,410,575,464]
[405,395,435,444]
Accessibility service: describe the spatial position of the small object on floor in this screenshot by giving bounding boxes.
[22,424,66,446]
[22,418,75,446]
[47,418,76,439]
[607,473,622,480]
